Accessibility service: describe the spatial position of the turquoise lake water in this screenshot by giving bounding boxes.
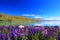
[36,21,60,26]
[27,20,60,26]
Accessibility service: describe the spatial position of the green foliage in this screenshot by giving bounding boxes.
[10,36,15,40]
[22,36,27,40]
[4,30,8,35]
[50,37,55,40]
[17,36,22,40]
[27,34,32,40]
[32,33,39,40]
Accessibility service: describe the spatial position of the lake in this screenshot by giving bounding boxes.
[33,20,60,26]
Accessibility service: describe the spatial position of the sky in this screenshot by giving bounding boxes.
[0,0,60,26]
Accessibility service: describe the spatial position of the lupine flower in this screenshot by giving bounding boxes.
[2,33,6,40]
[42,29,48,37]
[28,28,35,35]
[7,34,10,40]
[13,32,17,40]
[0,26,59,40]
[0,32,2,40]
[47,29,54,38]
[56,33,60,40]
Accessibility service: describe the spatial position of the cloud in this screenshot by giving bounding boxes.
[22,14,60,26]
[44,18,54,20]
[44,17,60,20]
[22,14,35,16]
[34,16,42,18]
[22,14,60,21]
[34,24,42,26]
[22,14,43,19]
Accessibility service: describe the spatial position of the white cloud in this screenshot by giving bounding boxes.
[34,16,42,18]
[34,24,42,26]
[22,14,60,21]
[22,14,43,19]
[22,14,60,26]
[44,17,60,20]
[44,18,54,20]
[22,14,35,16]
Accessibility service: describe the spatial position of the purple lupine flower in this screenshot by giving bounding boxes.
[7,34,10,40]
[35,27,42,33]
[12,32,17,40]
[8,31,13,37]
[0,32,2,40]
[17,29,22,35]
[47,29,53,38]
[24,32,28,36]
[20,33,25,37]
[56,33,60,40]
[28,27,35,35]
[1,33,6,40]
[52,26,58,32]
[8,30,17,40]
[42,29,48,37]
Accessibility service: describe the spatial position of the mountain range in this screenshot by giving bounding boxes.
[0,14,39,26]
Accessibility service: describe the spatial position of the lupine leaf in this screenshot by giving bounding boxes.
[22,36,27,40]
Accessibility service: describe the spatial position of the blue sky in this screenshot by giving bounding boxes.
[0,0,60,16]
[0,0,60,26]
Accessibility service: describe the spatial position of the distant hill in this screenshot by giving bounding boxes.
[0,14,39,26]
